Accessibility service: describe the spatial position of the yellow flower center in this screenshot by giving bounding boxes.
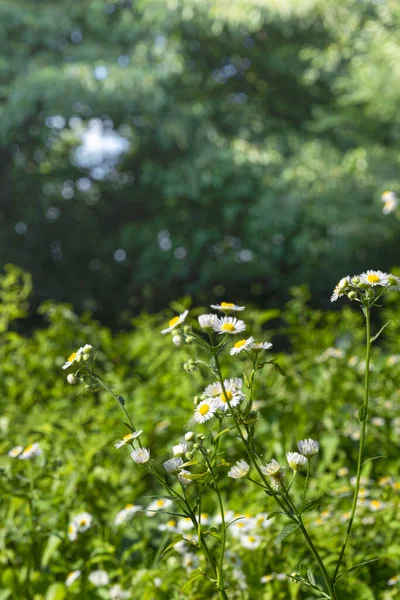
[220,391,233,403]
[125,504,134,509]
[248,536,256,542]
[79,519,87,526]
[370,500,381,509]
[221,302,235,309]
[123,433,133,442]
[237,522,245,528]
[68,352,77,362]
[367,274,380,283]
[24,444,34,453]
[234,339,247,349]
[167,520,176,527]
[221,323,235,332]
[156,500,165,507]
[199,403,210,415]
[169,316,180,327]
[68,525,74,533]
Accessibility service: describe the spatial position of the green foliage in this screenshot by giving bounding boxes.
[0,266,399,598]
[1,2,400,323]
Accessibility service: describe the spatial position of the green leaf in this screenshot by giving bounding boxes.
[307,568,316,586]
[358,404,366,422]
[41,534,62,568]
[273,524,299,546]
[44,583,66,600]
[336,557,381,580]
[299,495,324,514]
[362,455,386,467]
[161,535,184,557]
[266,511,286,520]
[370,320,390,343]
[181,571,203,592]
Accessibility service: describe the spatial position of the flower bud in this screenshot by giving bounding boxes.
[172,334,183,347]
[185,431,194,441]
[185,336,195,344]
[196,434,206,441]
[348,291,357,300]
[67,373,76,385]
[183,325,192,334]
[183,360,197,373]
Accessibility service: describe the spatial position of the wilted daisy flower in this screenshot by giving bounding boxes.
[146,498,173,516]
[330,277,350,302]
[114,503,142,526]
[161,310,189,335]
[178,469,193,485]
[131,447,150,464]
[18,442,42,460]
[88,570,109,587]
[115,430,143,449]
[212,316,246,335]
[204,381,222,398]
[228,460,250,479]
[194,399,217,423]
[240,534,261,550]
[297,438,320,458]
[381,190,398,214]
[163,457,184,473]
[172,442,189,456]
[65,570,81,587]
[8,446,23,458]
[62,347,84,369]
[250,340,273,353]
[110,584,131,600]
[211,302,245,312]
[230,336,254,355]
[198,313,217,329]
[261,458,281,476]
[286,452,308,471]
[359,270,390,287]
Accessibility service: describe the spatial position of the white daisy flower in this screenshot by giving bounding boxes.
[229,515,255,537]
[203,381,222,398]
[297,438,320,458]
[8,446,23,458]
[228,460,250,479]
[178,469,193,485]
[88,570,109,587]
[67,522,78,541]
[240,534,261,549]
[368,500,387,512]
[110,584,131,599]
[286,452,308,471]
[131,447,150,464]
[161,310,189,334]
[65,570,81,587]
[387,575,400,586]
[198,314,217,329]
[260,574,274,584]
[115,430,143,449]
[183,552,200,572]
[172,443,189,456]
[158,519,179,532]
[250,340,273,352]
[388,274,400,291]
[114,503,142,526]
[146,498,173,516]
[178,517,194,532]
[62,347,84,369]
[211,302,245,312]
[359,270,390,287]
[18,442,42,460]
[254,513,272,529]
[230,336,254,355]
[214,378,244,411]
[74,512,93,532]
[212,316,246,335]
[381,190,398,214]
[194,399,217,423]
[330,277,350,302]
[260,458,281,476]
[163,457,184,473]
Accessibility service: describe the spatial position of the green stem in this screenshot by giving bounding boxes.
[333,304,371,583]
[301,460,311,506]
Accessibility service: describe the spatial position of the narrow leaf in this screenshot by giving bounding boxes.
[336,557,381,580]
[358,404,366,422]
[299,495,324,514]
[370,320,390,343]
[307,568,316,586]
[161,535,184,557]
[362,455,386,467]
[181,572,203,591]
[274,524,299,546]
[266,511,285,520]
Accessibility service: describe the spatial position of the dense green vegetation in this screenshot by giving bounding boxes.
[1,265,399,599]
[1,0,400,323]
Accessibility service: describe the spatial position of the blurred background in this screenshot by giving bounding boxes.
[1,0,400,327]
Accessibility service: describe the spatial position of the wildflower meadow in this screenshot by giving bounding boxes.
[1,264,400,599]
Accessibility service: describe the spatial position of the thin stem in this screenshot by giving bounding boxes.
[333,304,371,582]
[301,460,311,506]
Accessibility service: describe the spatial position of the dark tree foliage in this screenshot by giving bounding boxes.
[1,0,400,324]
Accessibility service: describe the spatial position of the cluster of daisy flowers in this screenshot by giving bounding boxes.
[331,270,400,303]
[66,570,131,598]
[381,190,398,215]
[227,438,320,488]
[67,511,93,541]
[8,442,42,460]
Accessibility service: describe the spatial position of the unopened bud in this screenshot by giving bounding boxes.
[348,291,357,300]
[172,334,183,347]
[185,431,194,441]
[183,325,191,334]
[197,434,206,441]
[185,335,195,345]
[67,374,76,385]
[183,360,197,373]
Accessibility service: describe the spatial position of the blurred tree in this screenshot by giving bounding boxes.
[1,0,400,324]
